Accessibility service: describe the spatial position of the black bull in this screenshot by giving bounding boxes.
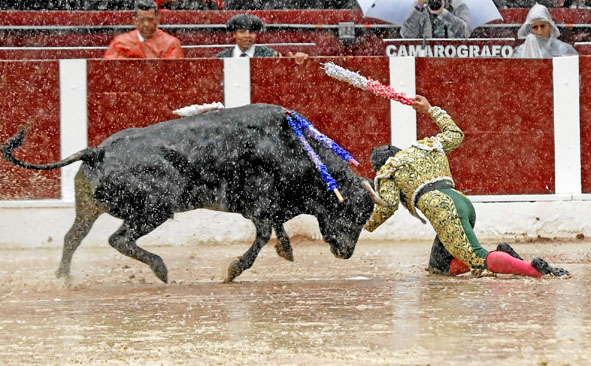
[2,103,374,283]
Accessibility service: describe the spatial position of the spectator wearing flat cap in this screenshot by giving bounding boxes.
[216,13,308,64]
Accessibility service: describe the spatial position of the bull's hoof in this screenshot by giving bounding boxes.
[55,266,71,279]
[150,256,168,284]
[223,258,243,283]
[275,244,294,262]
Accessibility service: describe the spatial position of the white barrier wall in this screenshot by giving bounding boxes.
[1,198,590,249]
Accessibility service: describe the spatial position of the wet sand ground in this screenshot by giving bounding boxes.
[1,239,590,366]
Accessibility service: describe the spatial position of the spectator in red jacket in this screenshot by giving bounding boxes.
[104,0,184,59]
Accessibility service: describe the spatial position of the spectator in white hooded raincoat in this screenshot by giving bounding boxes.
[511,3,577,58]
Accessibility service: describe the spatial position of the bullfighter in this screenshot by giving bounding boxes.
[364,95,569,278]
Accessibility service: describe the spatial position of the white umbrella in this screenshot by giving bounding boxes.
[356,0,503,29]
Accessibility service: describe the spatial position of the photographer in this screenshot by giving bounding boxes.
[401,0,472,39]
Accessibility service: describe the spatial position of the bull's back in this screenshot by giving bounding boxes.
[98,103,287,154]
[88,104,309,215]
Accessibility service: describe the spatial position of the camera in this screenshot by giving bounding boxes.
[428,0,443,10]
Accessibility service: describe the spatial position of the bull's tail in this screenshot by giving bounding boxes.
[2,126,102,170]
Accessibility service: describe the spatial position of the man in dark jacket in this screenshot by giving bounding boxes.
[216,13,308,63]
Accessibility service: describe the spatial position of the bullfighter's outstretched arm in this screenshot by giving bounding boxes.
[429,106,464,153]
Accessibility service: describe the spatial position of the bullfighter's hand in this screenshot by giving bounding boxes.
[288,51,309,65]
[412,95,431,114]
[417,0,428,7]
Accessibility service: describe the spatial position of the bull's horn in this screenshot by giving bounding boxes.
[361,180,389,207]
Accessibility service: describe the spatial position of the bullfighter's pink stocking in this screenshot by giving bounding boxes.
[486,251,542,278]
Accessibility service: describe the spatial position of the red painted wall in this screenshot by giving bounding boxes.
[0,61,61,199]
[416,58,555,195]
[87,59,224,147]
[250,56,391,178]
[580,56,591,193]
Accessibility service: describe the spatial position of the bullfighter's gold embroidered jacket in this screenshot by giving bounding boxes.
[364,107,464,232]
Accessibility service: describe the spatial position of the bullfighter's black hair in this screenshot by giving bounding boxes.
[370,145,401,171]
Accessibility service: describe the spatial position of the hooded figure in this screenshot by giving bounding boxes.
[511,3,577,58]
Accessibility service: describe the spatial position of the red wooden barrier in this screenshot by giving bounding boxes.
[0,56,585,199]
[416,58,555,195]
[0,61,61,199]
[87,58,224,146]
[250,56,391,178]
[580,56,591,193]
[0,9,589,27]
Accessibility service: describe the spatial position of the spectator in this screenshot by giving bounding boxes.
[216,13,308,64]
[401,0,472,39]
[104,0,184,59]
[511,3,577,58]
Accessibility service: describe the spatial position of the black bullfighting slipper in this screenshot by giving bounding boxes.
[531,257,570,277]
[496,242,523,260]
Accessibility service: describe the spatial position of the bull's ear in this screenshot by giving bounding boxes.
[361,180,389,207]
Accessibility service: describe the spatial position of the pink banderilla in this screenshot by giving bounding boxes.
[322,62,416,105]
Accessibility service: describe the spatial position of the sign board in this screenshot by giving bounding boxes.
[384,38,521,58]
